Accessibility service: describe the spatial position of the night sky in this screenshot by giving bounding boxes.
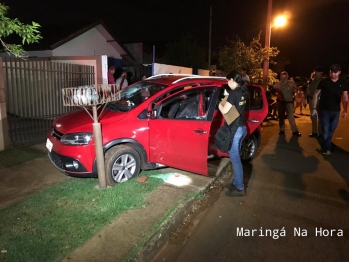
[4,0,349,77]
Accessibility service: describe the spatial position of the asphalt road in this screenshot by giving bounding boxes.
[153,109,349,262]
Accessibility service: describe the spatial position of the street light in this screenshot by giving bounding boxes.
[262,0,287,89]
[274,15,287,27]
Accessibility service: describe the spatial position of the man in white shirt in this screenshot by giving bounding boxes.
[239,68,250,84]
[116,70,128,89]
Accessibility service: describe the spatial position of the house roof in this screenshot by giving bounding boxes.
[9,20,136,62]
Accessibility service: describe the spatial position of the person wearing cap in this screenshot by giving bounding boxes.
[108,66,116,84]
[273,71,301,136]
[307,67,323,137]
[312,64,348,156]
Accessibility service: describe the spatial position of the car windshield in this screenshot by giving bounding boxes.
[106,81,167,112]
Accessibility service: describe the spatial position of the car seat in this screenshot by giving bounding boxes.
[175,95,199,119]
[168,102,180,118]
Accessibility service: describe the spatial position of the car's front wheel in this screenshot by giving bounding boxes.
[240,134,258,163]
[105,145,141,186]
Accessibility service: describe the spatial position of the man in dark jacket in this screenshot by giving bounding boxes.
[312,64,348,156]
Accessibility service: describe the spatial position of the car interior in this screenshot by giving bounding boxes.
[157,88,215,120]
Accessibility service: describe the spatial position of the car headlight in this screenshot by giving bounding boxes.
[61,133,93,145]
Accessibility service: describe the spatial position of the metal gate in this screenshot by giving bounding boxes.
[2,57,95,144]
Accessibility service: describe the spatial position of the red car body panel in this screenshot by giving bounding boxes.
[149,118,211,175]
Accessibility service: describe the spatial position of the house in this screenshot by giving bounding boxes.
[0,20,140,149]
[0,20,137,84]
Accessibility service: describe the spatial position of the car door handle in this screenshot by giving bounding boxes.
[194,129,207,134]
[246,119,259,123]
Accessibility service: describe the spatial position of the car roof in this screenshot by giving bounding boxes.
[144,74,227,85]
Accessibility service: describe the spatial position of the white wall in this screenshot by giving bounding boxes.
[101,55,108,84]
[153,63,210,76]
[26,50,53,57]
[198,69,210,76]
[0,50,53,58]
[52,27,121,58]
[153,63,192,75]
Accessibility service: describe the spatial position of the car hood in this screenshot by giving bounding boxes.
[53,109,127,134]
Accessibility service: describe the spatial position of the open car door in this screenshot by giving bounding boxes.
[210,84,268,162]
[148,86,219,176]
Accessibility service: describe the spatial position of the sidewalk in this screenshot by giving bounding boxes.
[0,143,231,262]
[61,159,230,262]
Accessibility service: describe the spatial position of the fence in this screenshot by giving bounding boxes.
[3,57,95,144]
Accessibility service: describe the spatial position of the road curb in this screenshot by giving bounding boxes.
[128,159,231,262]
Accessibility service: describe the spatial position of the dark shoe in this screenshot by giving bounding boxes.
[225,183,235,191]
[225,187,245,197]
[279,131,285,135]
[292,131,301,137]
[322,150,332,156]
[309,133,318,137]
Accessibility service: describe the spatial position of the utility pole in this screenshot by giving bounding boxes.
[208,5,212,70]
[92,105,106,188]
[263,0,272,90]
[152,45,155,76]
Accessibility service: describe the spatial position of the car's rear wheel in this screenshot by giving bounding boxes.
[240,134,258,163]
[105,145,141,186]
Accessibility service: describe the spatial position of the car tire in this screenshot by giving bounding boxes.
[105,145,141,186]
[240,134,258,163]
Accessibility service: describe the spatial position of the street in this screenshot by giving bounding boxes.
[153,108,349,262]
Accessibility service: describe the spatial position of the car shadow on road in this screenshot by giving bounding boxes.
[261,135,319,199]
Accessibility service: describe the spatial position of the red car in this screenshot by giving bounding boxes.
[46,75,268,186]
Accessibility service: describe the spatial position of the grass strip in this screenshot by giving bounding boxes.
[122,191,205,262]
[0,172,163,262]
[0,145,46,169]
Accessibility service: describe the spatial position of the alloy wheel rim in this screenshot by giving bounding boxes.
[111,154,137,183]
[241,138,255,160]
